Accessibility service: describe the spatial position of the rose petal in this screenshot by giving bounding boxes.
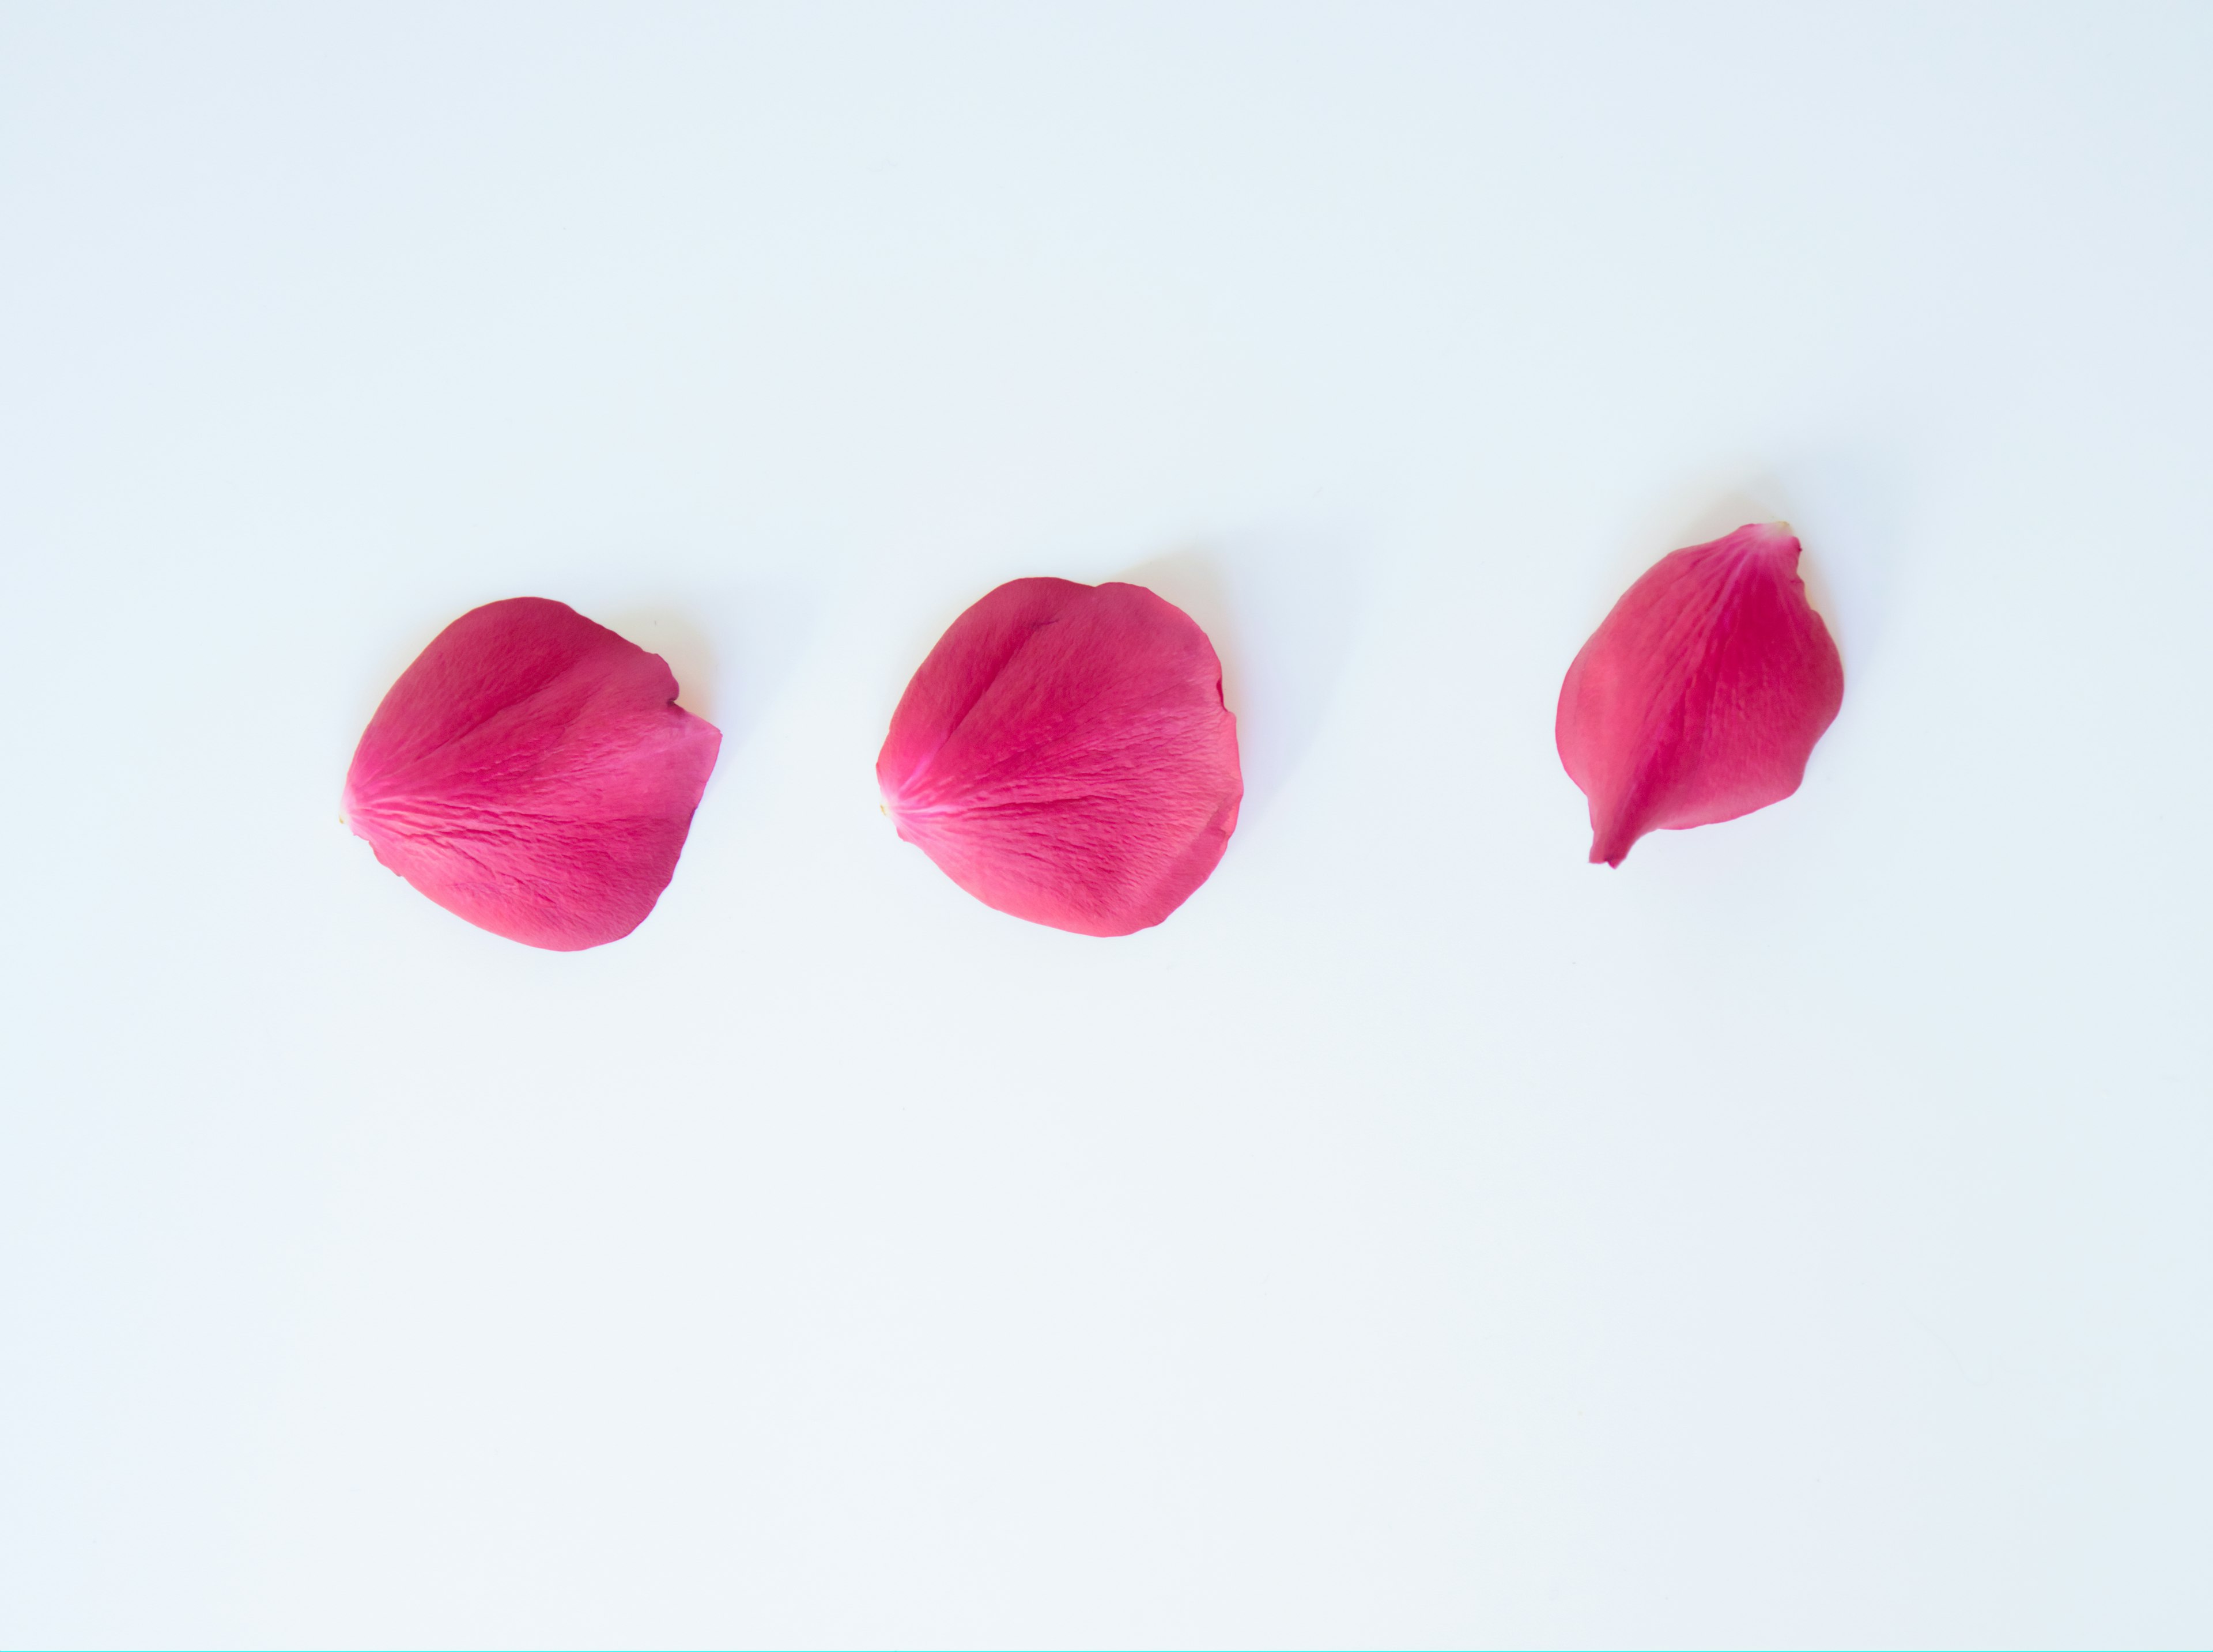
[1557,522,1843,867]
[343,598,721,949]
[878,577,1242,936]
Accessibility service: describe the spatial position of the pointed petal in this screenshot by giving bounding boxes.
[878,578,1242,936]
[343,598,722,949]
[1556,523,1843,867]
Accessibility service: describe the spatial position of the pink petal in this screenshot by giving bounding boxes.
[343,598,722,950]
[1557,523,1844,867]
[878,577,1243,936]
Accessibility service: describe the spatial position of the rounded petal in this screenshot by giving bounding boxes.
[343,598,722,949]
[1556,523,1844,867]
[878,578,1242,936]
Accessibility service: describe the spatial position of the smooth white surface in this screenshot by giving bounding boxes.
[3,4,2210,1646]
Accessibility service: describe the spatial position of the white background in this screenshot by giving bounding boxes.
[3,3,2209,1646]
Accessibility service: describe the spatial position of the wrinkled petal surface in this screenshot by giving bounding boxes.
[1557,523,1843,867]
[343,598,721,949]
[878,577,1242,936]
